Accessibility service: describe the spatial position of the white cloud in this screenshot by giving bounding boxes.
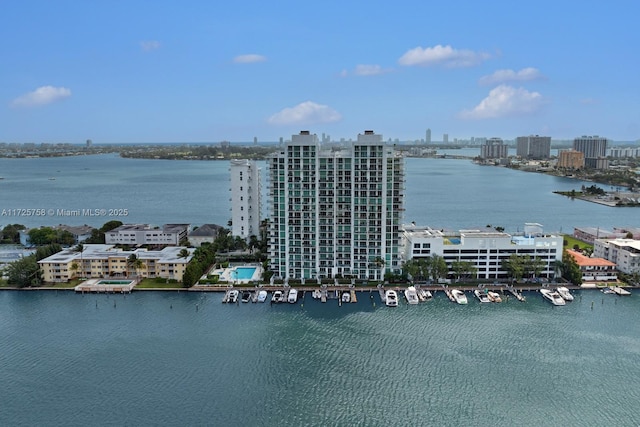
[11,86,71,108]
[233,54,267,64]
[268,101,342,125]
[479,67,544,85]
[354,64,389,76]
[140,40,161,51]
[398,44,490,67]
[459,85,545,119]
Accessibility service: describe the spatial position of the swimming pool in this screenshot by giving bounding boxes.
[97,280,135,285]
[232,267,257,280]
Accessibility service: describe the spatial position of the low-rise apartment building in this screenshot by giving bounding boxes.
[593,238,640,274]
[38,244,194,283]
[565,249,617,282]
[402,223,563,280]
[105,224,189,246]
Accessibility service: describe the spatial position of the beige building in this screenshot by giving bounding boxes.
[38,244,194,283]
[557,150,584,169]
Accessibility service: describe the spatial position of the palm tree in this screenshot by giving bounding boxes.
[75,243,84,279]
[178,248,190,260]
[127,254,145,278]
[373,256,385,281]
[69,262,79,279]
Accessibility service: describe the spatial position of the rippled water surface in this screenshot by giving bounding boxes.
[1,290,639,426]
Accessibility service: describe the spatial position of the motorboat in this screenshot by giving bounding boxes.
[540,288,566,306]
[227,289,239,303]
[312,289,322,299]
[405,286,419,305]
[385,290,398,307]
[271,290,283,303]
[451,289,468,304]
[417,288,432,301]
[610,286,631,296]
[257,290,268,303]
[474,289,491,303]
[287,288,298,303]
[487,291,502,303]
[341,292,351,303]
[241,290,251,303]
[556,287,574,301]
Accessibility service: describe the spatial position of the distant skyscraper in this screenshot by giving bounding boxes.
[516,135,551,159]
[443,133,449,144]
[253,136,258,144]
[425,128,431,144]
[480,137,508,159]
[573,135,608,169]
[230,159,261,239]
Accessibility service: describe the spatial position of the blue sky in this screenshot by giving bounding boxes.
[2,0,639,143]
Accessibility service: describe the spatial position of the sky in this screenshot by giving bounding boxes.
[1,0,639,144]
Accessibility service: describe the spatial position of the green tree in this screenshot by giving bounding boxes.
[6,255,41,287]
[429,254,448,283]
[1,224,25,244]
[126,254,145,278]
[561,250,583,285]
[502,254,524,282]
[451,260,477,282]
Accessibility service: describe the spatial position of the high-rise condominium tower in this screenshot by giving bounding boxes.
[230,159,261,239]
[267,130,404,281]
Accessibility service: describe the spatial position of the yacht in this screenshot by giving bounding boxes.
[451,289,468,304]
[474,289,491,303]
[312,289,322,299]
[385,290,398,307]
[556,287,574,301]
[405,286,420,305]
[540,289,566,306]
[271,290,283,303]
[287,288,298,304]
[417,288,432,301]
[341,292,351,303]
[257,290,268,303]
[487,291,502,303]
[241,290,251,303]
[227,290,239,303]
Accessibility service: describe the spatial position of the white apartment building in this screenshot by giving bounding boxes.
[105,224,189,246]
[402,223,563,280]
[593,238,640,274]
[268,130,404,281]
[229,159,261,239]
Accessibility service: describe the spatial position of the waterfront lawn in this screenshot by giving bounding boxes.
[563,235,593,252]
[136,278,183,289]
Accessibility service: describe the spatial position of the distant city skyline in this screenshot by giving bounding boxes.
[1,1,638,144]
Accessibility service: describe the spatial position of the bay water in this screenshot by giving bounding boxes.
[1,153,639,426]
[1,290,639,426]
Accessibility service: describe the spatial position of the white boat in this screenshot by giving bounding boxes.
[271,290,283,303]
[312,289,322,299]
[417,288,432,301]
[287,288,298,303]
[257,290,268,303]
[227,290,239,303]
[540,289,566,306]
[474,289,491,303]
[610,286,631,296]
[487,291,502,303]
[405,286,419,305]
[451,289,468,304]
[341,292,351,303]
[385,290,398,307]
[556,287,574,301]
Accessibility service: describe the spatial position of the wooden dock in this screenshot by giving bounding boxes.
[350,290,357,303]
